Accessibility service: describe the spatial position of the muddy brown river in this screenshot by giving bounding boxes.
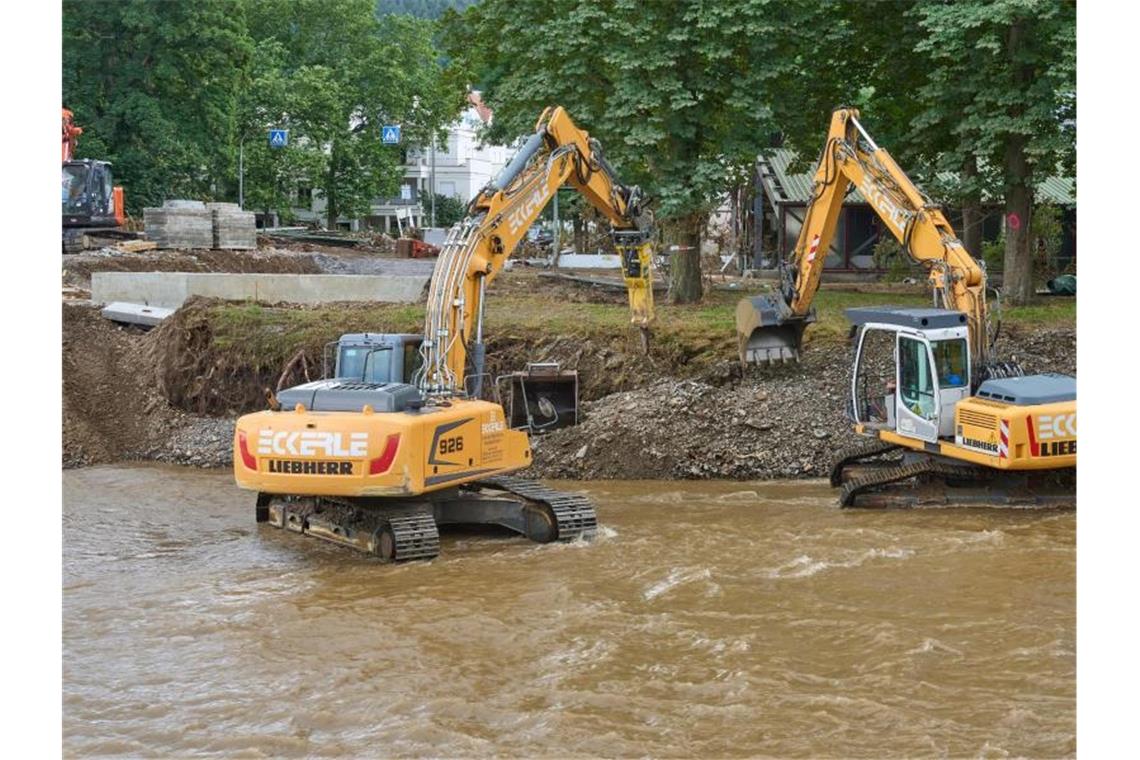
[63,465,1074,758]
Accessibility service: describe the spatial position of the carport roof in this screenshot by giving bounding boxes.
[758,148,1074,207]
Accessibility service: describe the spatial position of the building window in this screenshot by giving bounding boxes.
[297,185,313,206]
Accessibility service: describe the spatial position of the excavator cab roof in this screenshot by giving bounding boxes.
[845,306,967,330]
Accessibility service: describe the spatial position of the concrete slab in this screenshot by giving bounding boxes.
[101,301,176,327]
[91,272,430,309]
[556,253,621,269]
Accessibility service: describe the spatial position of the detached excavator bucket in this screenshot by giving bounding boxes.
[499,363,579,433]
[735,294,815,365]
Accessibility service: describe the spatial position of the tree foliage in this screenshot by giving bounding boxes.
[375,0,475,19]
[62,0,462,223]
[62,0,252,213]
[443,0,821,301]
[242,0,463,224]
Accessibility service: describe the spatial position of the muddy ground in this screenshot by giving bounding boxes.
[62,256,1075,479]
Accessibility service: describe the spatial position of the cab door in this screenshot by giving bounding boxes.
[895,332,940,443]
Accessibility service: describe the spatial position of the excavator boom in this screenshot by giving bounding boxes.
[738,108,988,365]
[418,106,654,396]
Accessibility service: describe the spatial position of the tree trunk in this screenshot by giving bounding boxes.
[572,213,585,254]
[1002,139,1034,305]
[960,154,983,259]
[324,141,338,230]
[667,212,704,304]
[1001,20,1035,305]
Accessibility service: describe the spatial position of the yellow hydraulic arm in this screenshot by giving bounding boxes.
[738,107,989,364]
[416,106,655,397]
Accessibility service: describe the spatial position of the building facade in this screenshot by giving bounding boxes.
[292,92,515,232]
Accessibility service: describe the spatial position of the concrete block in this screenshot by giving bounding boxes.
[91,272,430,309]
[556,253,622,269]
[101,301,175,327]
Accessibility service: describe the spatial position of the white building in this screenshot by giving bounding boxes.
[293,92,515,232]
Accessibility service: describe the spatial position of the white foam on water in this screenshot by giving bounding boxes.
[763,547,915,578]
[906,638,964,656]
[642,567,713,601]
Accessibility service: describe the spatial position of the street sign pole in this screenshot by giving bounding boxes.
[430,133,436,227]
[238,137,244,209]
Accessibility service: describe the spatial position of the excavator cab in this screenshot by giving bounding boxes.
[848,307,972,443]
[325,333,424,385]
[62,159,123,228]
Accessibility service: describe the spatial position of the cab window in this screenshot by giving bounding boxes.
[932,338,968,388]
[899,336,936,420]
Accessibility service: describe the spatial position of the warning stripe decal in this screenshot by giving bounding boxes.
[1025,416,1038,456]
[998,419,1009,459]
[806,234,820,264]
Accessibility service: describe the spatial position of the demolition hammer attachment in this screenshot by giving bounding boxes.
[735,293,816,365]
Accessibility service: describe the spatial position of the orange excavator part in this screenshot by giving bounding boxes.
[62,108,82,163]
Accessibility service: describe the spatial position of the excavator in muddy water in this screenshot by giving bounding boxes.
[737,108,1076,508]
[233,106,655,561]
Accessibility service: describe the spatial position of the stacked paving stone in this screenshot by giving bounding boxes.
[143,200,213,249]
[207,202,257,250]
[143,200,257,250]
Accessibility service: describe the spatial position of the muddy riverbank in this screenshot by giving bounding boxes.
[62,295,1075,479]
[63,465,1076,757]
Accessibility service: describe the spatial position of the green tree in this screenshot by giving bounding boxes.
[911,0,1075,304]
[244,0,463,227]
[62,0,252,213]
[443,0,801,303]
[424,192,467,228]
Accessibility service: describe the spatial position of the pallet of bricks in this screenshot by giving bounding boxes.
[143,200,256,250]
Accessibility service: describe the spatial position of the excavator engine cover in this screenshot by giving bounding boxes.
[736,294,815,365]
[501,363,579,433]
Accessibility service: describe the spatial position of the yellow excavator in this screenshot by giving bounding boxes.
[738,108,1076,507]
[233,106,655,560]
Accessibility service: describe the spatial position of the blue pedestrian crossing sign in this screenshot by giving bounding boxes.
[268,129,288,148]
[382,125,401,145]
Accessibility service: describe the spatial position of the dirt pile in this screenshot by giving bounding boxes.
[63,303,236,469]
[63,248,322,293]
[530,353,859,480]
[530,325,1078,481]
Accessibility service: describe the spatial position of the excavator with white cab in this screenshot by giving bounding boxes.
[737,108,1076,507]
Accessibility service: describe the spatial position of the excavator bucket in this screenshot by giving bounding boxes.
[735,294,815,365]
[499,363,579,433]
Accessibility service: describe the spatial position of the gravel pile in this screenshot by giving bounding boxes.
[531,324,1077,481]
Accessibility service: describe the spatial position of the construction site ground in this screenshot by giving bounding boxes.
[62,245,1076,479]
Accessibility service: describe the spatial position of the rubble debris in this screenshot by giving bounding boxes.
[113,239,158,253]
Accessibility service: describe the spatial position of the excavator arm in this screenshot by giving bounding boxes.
[416,106,655,396]
[738,108,989,364]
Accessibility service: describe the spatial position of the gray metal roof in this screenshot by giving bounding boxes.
[845,306,968,330]
[976,373,1076,406]
[759,148,1075,207]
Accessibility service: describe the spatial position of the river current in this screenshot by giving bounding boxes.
[63,465,1074,757]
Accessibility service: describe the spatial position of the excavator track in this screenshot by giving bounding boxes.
[263,496,440,562]
[828,439,902,487]
[839,458,988,508]
[474,475,598,542]
[377,513,441,562]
